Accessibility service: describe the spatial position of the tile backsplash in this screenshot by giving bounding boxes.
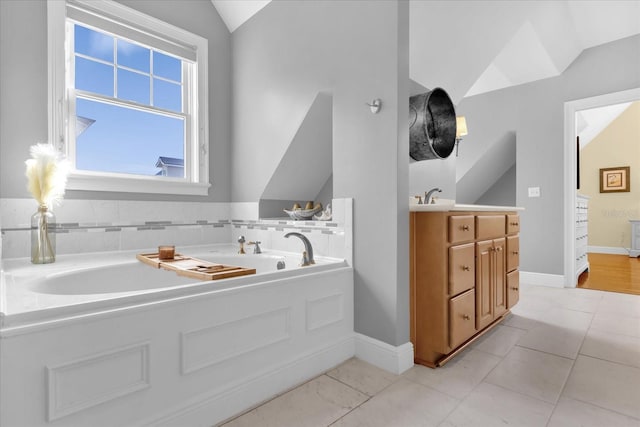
[0,198,352,263]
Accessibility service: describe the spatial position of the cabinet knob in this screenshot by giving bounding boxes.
[496,247,502,252]
[511,286,519,291]
[510,222,519,226]
[462,265,470,271]
[512,251,519,255]
[462,225,470,231]
[462,314,470,320]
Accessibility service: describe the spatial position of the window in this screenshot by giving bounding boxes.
[48,0,210,195]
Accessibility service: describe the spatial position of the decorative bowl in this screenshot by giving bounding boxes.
[283,206,323,220]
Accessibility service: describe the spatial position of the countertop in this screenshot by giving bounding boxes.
[410,203,524,212]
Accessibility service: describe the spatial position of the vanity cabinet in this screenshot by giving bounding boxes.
[410,210,520,368]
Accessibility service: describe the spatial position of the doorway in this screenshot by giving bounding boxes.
[563,87,640,288]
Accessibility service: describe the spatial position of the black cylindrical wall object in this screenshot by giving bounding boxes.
[409,88,456,160]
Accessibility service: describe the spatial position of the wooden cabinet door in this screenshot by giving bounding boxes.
[449,243,475,296]
[506,235,519,272]
[507,214,520,235]
[449,289,476,349]
[493,238,507,318]
[449,216,475,244]
[507,270,520,309]
[475,240,493,330]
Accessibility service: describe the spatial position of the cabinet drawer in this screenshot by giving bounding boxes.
[507,235,519,272]
[507,214,520,235]
[449,216,475,244]
[507,270,519,309]
[449,243,475,295]
[449,289,476,349]
[476,215,506,240]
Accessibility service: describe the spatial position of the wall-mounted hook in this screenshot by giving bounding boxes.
[366,99,382,114]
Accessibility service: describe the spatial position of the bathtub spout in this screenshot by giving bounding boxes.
[284,232,315,266]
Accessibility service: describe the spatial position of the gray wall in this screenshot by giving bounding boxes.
[232,1,410,346]
[475,164,516,206]
[457,35,640,275]
[0,0,232,202]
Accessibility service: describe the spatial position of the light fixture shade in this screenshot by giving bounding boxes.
[456,116,468,137]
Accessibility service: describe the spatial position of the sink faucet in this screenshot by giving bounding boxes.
[238,235,246,254]
[425,188,442,204]
[284,232,315,266]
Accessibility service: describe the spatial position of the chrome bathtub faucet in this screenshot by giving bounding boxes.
[284,232,315,266]
[238,235,246,254]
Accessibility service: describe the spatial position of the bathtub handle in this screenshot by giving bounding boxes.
[248,241,262,254]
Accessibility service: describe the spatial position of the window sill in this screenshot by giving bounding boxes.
[66,172,211,196]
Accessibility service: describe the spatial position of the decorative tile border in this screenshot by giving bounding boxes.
[1,219,343,235]
[1,198,351,260]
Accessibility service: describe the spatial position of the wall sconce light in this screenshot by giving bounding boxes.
[455,116,468,157]
[366,99,382,114]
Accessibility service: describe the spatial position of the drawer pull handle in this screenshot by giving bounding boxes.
[511,287,519,291]
[462,314,470,320]
[510,222,519,226]
[512,251,519,255]
[462,225,470,231]
[462,265,470,271]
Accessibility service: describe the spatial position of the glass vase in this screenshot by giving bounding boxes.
[31,205,56,264]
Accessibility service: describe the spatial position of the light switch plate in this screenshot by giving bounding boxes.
[528,187,541,198]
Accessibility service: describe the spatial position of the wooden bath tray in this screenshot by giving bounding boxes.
[137,253,256,281]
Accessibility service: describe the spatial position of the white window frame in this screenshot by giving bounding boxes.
[48,0,210,195]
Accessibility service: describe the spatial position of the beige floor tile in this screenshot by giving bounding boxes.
[502,308,546,331]
[580,328,640,368]
[590,311,640,338]
[222,375,368,427]
[563,355,640,419]
[547,397,640,427]
[402,349,501,399]
[441,382,554,427]
[326,358,398,397]
[472,324,527,357]
[331,378,458,427]
[543,307,594,331]
[485,346,573,404]
[555,292,603,313]
[517,322,587,359]
[598,294,640,318]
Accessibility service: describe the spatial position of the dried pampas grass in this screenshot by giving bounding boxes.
[25,144,71,208]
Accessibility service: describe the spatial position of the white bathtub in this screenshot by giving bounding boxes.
[21,251,306,296]
[0,245,354,427]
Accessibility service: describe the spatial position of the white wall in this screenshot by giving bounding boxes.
[232,1,410,346]
[457,35,640,275]
[0,0,232,202]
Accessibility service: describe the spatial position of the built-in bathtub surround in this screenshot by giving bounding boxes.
[0,198,353,263]
[0,198,354,426]
[0,244,353,426]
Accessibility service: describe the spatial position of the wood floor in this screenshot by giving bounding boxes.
[578,253,640,295]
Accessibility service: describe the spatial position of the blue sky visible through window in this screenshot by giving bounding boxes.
[74,24,184,177]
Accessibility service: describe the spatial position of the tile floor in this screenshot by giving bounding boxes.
[221,284,640,426]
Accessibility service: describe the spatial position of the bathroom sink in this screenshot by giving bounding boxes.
[409,199,523,212]
[409,198,455,211]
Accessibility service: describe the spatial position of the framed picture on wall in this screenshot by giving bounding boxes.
[600,166,630,193]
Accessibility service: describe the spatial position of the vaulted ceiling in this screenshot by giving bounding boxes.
[211,0,640,102]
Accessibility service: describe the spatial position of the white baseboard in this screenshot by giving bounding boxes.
[354,333,414,375]
[519,271,566,288]
[145,336,355,427]
[588,245,629,255]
